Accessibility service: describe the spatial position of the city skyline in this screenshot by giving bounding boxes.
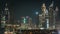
[0,0,60,20]
[0,0,60,34]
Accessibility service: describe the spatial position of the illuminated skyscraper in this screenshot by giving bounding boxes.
[40,3,46,28]
[39,3,49,29]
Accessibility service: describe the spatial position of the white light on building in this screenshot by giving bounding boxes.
[46,19,49,29]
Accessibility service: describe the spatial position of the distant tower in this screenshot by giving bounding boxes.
[4,3,10,24]
[55,6,59,16]
[35,12,39,26]
[1,3,10,28]
[28,17,32,26]
[49,1,56,29]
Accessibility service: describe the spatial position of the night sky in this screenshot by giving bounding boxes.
[0,0,60,20]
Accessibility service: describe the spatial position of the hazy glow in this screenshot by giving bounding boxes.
[36,12,38,15]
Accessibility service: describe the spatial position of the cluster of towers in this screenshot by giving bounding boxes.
[39,2,58,29]
[0,1,59,30]
[18,1,58,29]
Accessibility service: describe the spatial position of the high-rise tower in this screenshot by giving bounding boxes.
[4,3,10,24]
[39,3,49,29]
[41,3,46,28]
[1,3,10,28]
[49,1,56,29]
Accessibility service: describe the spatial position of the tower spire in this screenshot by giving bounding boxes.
[6,3,7,7]
[49,1,54,8]
[41,3,46,12]
[5,3,8,11]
